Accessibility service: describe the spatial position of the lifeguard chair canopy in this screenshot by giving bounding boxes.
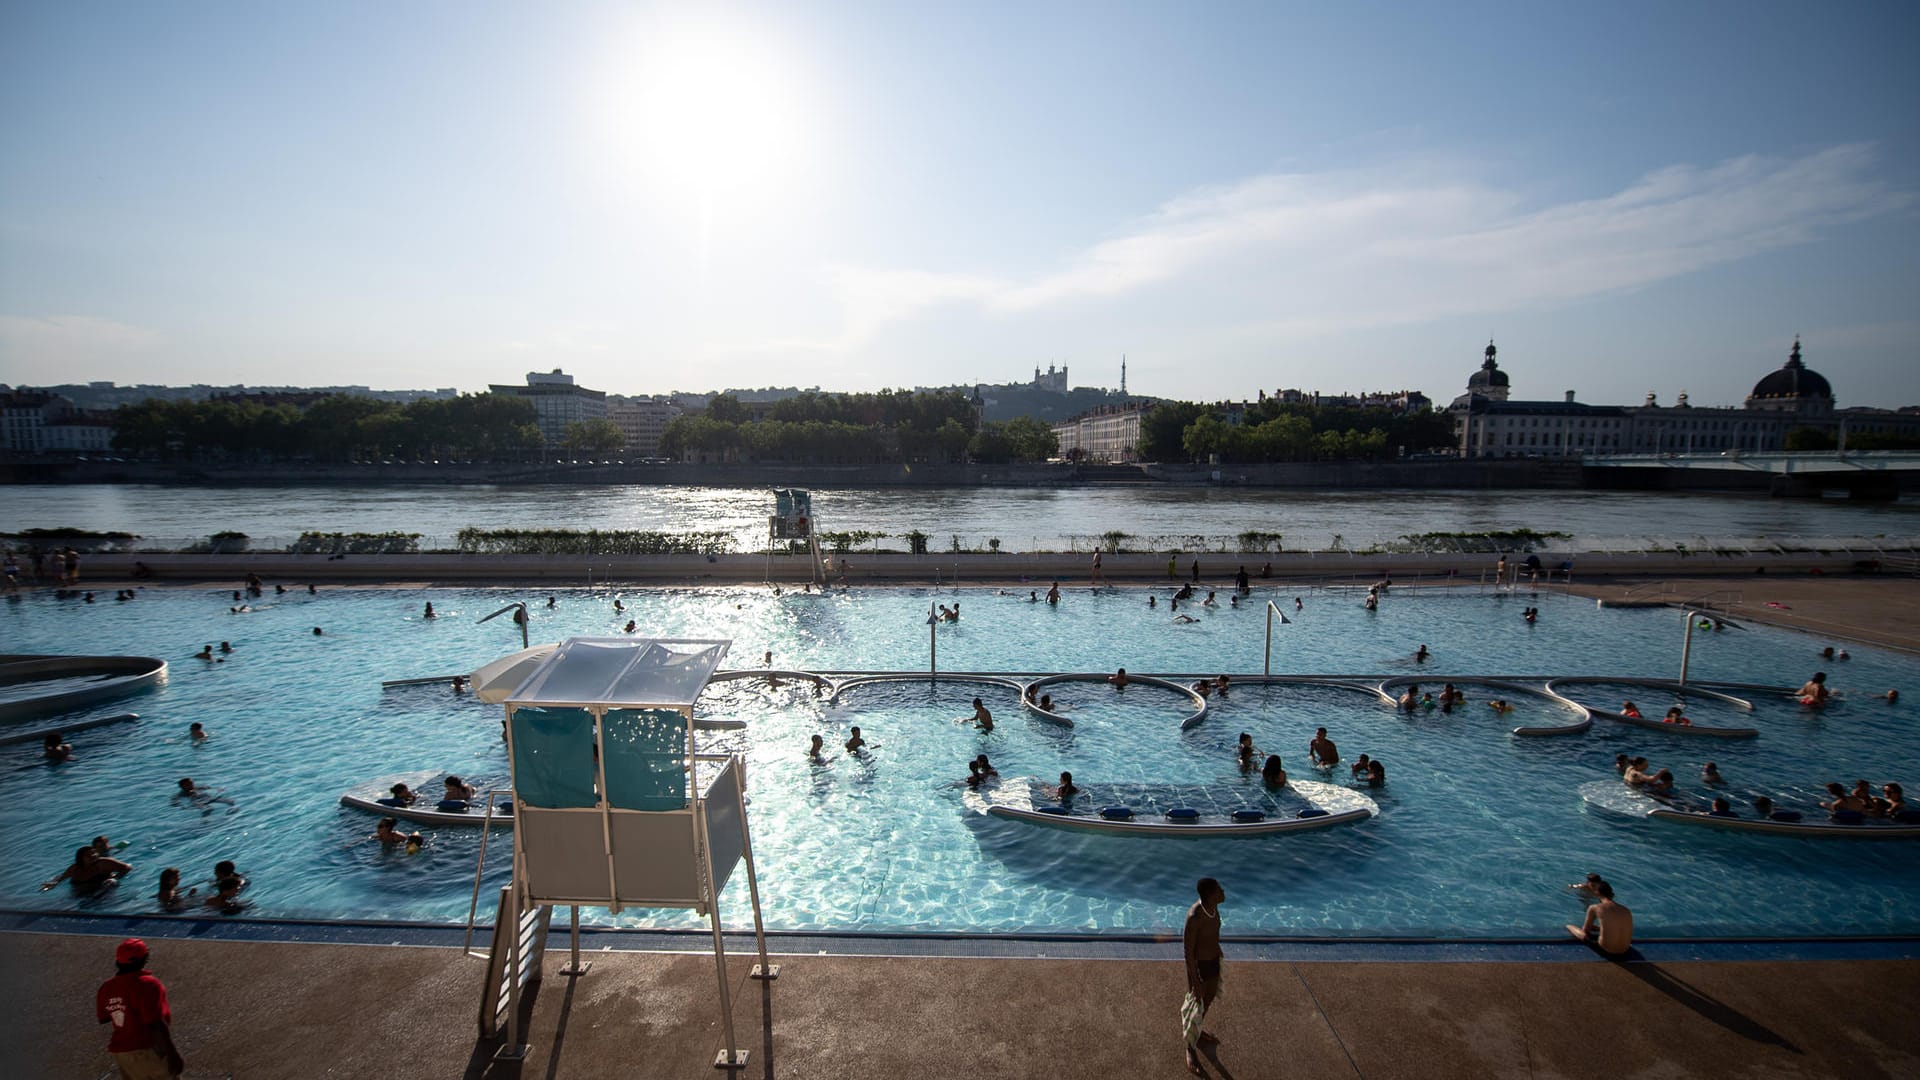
[499,637,730,710]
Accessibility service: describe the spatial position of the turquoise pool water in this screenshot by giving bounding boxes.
[3,582,1916,938]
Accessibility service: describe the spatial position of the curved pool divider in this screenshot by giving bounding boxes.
[340,770,515,828]
[1014,672,1206,730]
[1544,676,1762,739]
[1578,779,1920,840]
[0,711,139,747]
[0,655,167,724]
[828,672,1029,707]
[1376,676,1592,737]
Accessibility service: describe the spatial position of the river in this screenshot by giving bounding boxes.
[4,484,1916,552]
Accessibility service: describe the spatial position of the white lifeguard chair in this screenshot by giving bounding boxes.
[769,487,825,587]
[471,637,776,1069]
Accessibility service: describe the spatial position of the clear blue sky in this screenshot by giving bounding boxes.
[3,1,1917,407]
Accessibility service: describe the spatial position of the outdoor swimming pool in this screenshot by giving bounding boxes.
[3,581,1916,939]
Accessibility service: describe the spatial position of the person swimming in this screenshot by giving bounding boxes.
[1701,762,1724,784]
[845,727,867,754]
[423,601,436,619]
[43,731,73,762]
[1237,733,1258,770]
[1414,644,1430,663]
[1621,700,1642,719]
[1365,759,1386,787]
[807,734,826,763]
[372,817,408,845]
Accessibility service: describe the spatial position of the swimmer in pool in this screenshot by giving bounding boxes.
[1038,694,1057,712]
[44,731,73,762]
[1397,685,1420,712]
[1440,684,1464,712]
[1662,706,1692,726]
[1622,757,1653,786]
[1191,680,1212,698]
[1109,668,1130,689]
[1365,759,1386,787]
[961,697,993,732]
[1621,701,1642,719]
[1261,755,1287,789]
[1173,614,1200,624]
[175,778,234,807]
[1045,771,1079,801]
[1644,769,1675,795]
[387,782,418,807]
[1822,783,1869,817]
[443,775,476,802]
[155,867,195,910]
[1567,872,1605,900]
[1797,672,1830,708]
[807,735,826,763]
[372,817,408,845]
[1419,692,1436,712]
[405,833,426,854]
[1308,728,1339,768]
[423,602,435,619]
[189,722,207,741]
[1701,762,1724,785]
[1350,753,1372,778]
[1614,753,1630,775]
[845,727,867,754]
[1414,644,1430,663]
[972,754,999,785]
[1236,733,1258,770]
[1214,675,1230,697]
[623,620,637,633]
[1202,591,1217,607]
[1487,699,1513,714]
[42,846,131,891]
[1046,582,1061,605]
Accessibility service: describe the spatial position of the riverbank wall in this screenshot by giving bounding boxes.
[59,547,1908,586]
[4,457,1586,489]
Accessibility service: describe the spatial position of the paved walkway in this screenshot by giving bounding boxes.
[1567,576,1920,653]
[6,930,1919,1079]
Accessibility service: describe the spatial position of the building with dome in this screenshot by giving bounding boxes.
[1447,338,1919,458]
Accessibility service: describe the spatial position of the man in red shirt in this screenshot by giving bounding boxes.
[96,938,184,1079]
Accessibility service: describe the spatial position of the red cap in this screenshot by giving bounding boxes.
[115,938,149,964]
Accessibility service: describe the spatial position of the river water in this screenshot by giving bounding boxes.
[3,484,1917,552]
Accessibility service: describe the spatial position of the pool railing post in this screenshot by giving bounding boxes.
[1264,602,1271,676]
[1679,609,1697,686]
[929,601,937,679]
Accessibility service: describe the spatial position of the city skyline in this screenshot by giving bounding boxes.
[3,2,1918,407]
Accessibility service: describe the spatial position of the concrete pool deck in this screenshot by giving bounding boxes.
[5,926,1919,1079]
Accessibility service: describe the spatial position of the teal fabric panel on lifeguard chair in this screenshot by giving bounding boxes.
[510,707,599,809]
[602,708,690,810]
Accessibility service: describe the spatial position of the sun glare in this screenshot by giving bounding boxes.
[599,17,814,211]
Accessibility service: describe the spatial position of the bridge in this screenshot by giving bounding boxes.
[1582,451,1920,498]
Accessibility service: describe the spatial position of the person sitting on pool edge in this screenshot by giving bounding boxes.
[1308,727,1339,767]
[1261,755,1287,789]
[1565,879,1633,957]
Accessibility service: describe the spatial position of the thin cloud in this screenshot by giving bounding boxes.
[793,144,1907,350]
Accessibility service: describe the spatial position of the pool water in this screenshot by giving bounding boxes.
[2,582,1916,938]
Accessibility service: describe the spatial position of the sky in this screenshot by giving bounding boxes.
[2,1,1917,408]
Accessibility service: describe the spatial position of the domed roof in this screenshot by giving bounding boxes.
[1749,338,1831,402]
[1469,340,1509,388]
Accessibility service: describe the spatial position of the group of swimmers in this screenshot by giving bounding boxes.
[1617,752,1910,823]
[41,836,250,914]
[1396,683,1467,714]
[1233,728,1385,789]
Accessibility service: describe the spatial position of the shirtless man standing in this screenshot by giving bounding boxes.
[1308,727,1339,767]
[1182,877,1226,1075]
[1566,879,1634,956]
